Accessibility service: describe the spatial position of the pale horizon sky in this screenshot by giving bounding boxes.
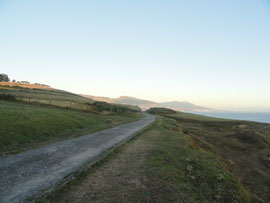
[1,0,270,112]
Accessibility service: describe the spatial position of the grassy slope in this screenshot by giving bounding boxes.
[0,100,143,155]
[0,84,141,112]
[0,84,92,103]
[39,117,249,203]
[153,110,270,202]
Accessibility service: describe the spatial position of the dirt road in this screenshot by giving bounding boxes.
[0,114,155,203]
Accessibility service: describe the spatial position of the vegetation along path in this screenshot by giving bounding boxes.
[0,114,155,203]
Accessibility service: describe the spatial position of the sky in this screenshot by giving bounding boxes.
[0,0,270,112]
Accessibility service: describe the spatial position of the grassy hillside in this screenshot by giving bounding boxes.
[0,82,93,103]
[39,117,249,203]
[0,83,141,112]
[147,108,270,202]
[0,100,143,155]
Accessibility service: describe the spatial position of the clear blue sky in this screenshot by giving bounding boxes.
[1,0,270,111]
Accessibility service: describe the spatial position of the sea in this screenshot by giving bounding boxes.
[187,111,270,124]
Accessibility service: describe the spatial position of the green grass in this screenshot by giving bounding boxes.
[142,117,249,202]
[0,100,143,155]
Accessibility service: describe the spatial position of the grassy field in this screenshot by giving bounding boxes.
[0,82,92,103]
[0,83,141,112]
[0,100,143,155]
[38,115,252,202]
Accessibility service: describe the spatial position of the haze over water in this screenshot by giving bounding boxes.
[190,111,270,124]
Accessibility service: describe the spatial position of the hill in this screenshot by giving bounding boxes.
[147,108,270,202]
[160,101,212,111]
[0,82,140,113]
[81,95,160,111]
[0,82,94,104]
[0,81,52,89]
[81,94,211,111]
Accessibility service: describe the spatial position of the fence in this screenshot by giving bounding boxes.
[13,96,96,112]
[2,95,140,113]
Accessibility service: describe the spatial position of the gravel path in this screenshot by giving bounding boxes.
[0,114,155,203]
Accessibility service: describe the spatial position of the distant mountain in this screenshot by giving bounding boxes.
[80,95,212,111]
[110,96,161,109]
[80,95,162,111]
[160,101,212,111]
[81,95,111,103]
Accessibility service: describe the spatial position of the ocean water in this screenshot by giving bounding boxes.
[188,111,270,124]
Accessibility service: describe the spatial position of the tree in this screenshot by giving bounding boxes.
[0,74,10,82]
[12,79,16,83]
